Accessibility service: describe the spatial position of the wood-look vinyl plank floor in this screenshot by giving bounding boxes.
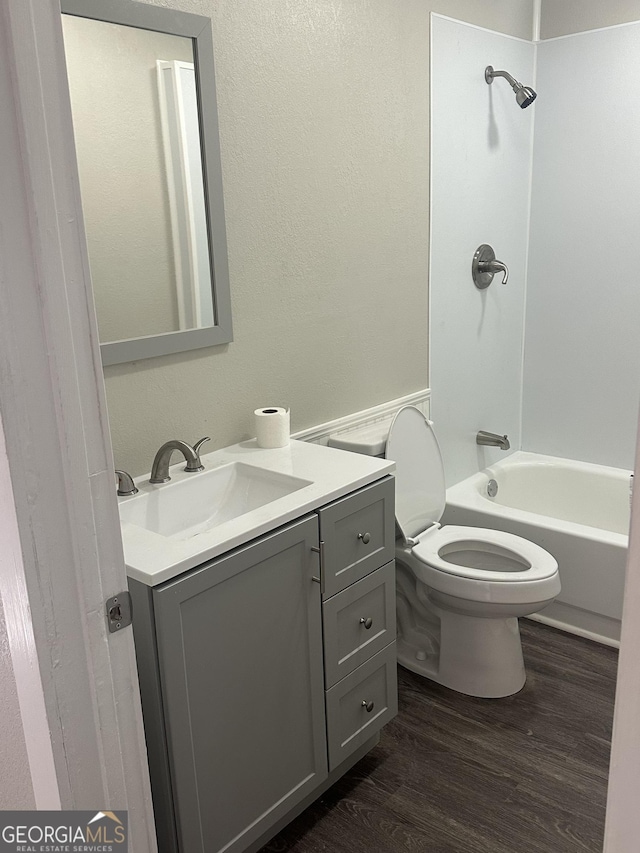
[261,620,618,853]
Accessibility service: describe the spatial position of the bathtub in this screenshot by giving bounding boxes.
[443,451,631,647]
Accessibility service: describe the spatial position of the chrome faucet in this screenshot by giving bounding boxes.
[149,437,211,484]
[476,431,510,451]
[115,470,138,496]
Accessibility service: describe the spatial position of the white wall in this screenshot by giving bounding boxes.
[541,0,640,38]
[523,23,640,471]
[430,16,535,486]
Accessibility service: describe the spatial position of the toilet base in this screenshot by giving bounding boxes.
[398,608,526,698]
[394,549,549,698]
[397,584,526,699]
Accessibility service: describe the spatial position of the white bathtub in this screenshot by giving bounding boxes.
[443,451,631,647]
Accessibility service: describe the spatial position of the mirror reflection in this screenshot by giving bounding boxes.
[62,15,215,344]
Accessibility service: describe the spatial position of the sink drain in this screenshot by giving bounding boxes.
[487,478,498,498]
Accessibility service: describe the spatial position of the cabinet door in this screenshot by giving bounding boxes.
[153,516,327,853]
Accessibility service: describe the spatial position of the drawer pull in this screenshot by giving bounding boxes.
[357,532,371,545]
[359,617,373,630]
[361,700,375,713]
[311,540,325,559]
[311,576,321,584]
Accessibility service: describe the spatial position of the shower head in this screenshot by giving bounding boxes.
[485,65,537,109]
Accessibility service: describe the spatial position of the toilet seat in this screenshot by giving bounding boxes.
[400,540,560,606]
[412,525,558,584]
[386,406,560,607]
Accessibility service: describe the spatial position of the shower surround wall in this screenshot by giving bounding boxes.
[431,14,640,480]
[523,22,640,471]
[430,16,535,486]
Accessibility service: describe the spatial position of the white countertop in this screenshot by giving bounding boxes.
[120,439,394,586]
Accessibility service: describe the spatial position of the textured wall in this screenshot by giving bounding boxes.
[523,23,640,470]
[430,16,535,486]
[541,0,640,38]
[90,0,534,476]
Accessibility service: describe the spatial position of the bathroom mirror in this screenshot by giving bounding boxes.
[61,0,232,365]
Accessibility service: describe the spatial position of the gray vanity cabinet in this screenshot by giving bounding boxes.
[134,515,327,853]
[129,475,397,853]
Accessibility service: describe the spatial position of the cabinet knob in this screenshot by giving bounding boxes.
[361,700,375,713]
[357,532,371,545]
[360,617,373,630]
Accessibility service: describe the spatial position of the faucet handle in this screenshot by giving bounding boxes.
[193,436,211,454]
[472,244,509,288]
[184,436,210,472]
[115,470,138,496]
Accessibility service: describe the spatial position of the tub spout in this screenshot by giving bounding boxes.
[477,430,510,451]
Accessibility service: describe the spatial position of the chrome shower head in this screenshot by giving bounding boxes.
[485,65,537,109]
[515,85,537,109]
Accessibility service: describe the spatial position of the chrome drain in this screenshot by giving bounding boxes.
[487,478,498,498]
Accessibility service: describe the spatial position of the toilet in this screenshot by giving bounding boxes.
[388,406,560,698]
[331,406,560,699]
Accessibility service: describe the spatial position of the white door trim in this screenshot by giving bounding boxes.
[604,416,640,852]
[0,412,60,809]
[0,0,156,847]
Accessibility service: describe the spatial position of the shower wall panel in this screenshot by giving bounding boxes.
[523,23,640,470]
[430,15,535,486]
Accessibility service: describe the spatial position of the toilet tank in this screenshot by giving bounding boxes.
[328,422,389,458]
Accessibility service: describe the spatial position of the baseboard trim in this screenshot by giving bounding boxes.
[292,389,430,446]
[526,612,620,649]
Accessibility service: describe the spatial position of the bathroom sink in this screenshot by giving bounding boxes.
[119,461,312,541]
[119,439,395,586]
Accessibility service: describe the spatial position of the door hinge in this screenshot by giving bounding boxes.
[106,591,132,633]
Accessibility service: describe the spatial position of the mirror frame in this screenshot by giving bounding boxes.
[61,0,233,365]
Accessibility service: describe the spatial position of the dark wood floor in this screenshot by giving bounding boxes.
[261,620,618,853]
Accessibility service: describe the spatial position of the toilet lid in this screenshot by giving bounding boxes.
[386,406,446,542]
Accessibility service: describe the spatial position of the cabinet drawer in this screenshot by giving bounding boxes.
[325,643,397,771]
[323,561,396,688]
[318,477,395,598]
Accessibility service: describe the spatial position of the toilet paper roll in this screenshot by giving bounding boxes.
[254,407,290,448]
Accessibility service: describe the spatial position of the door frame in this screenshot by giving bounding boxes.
[604,415,640,852]
[0,0,156,848]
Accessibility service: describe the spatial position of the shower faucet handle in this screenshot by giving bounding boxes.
[472,244,509,288]
[482,259,509,285]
